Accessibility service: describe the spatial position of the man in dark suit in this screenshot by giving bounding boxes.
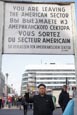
[25,83,55,115]
[58,85,70,112]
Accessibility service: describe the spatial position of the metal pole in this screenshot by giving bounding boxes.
[0,1,4,73]
[5,73,9,106]
[66,77,68,86]
[72,2,77,96]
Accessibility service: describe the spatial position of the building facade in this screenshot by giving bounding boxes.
[21,64,76,95]
[0,72,5,96]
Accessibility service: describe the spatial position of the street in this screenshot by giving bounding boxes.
[0,107,62,115]
[0,108,62,115]
[0,109,24,115]
[0,109,32,115]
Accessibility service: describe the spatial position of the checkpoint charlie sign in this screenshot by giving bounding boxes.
[3,2,76,54]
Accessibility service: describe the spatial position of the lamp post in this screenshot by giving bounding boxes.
[5,73,9,106]
[65,77,69,86]
[66,77,68,86]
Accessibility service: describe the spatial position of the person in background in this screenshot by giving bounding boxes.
[7,96,12,108]
[0,97,2,109]
[25,83,55,115]
[58,85,70,112]
[2,97,5,108]
[22,95,28,115]
[17,96,22,110]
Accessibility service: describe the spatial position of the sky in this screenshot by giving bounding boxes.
[1,0,77,95]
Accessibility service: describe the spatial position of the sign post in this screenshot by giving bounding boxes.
[0,1,4,73]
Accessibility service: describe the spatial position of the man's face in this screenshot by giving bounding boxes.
[63,86,67,91]
[38,86,46,95]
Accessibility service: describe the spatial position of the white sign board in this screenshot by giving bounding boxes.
[3,3,75,54]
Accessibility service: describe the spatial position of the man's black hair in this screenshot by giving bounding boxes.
[38,84,46,88]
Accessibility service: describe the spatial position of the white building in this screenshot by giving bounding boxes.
[21,64,76,95]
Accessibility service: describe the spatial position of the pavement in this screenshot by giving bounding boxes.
[2,97,77,115]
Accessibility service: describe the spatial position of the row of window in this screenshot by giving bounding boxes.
[36,73,75,75]
[22,81,76,86]
[36,77,75,80]
[36,81,76,84]
[22,77,75,81]
[27,69,75,72]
